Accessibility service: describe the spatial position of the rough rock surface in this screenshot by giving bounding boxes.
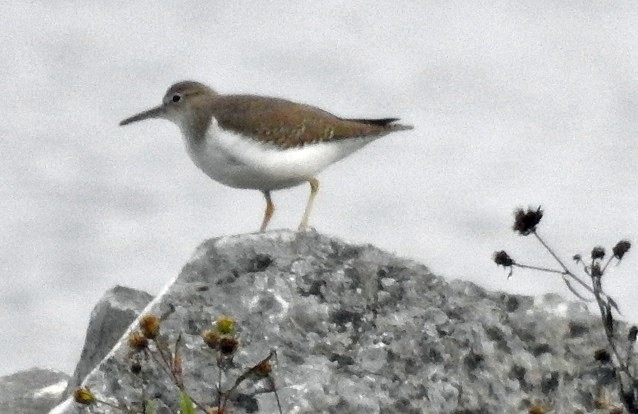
[1,367,69,414]
[50,231,624,413]
[61,285,153,399]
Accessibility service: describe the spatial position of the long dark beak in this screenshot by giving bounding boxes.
[119,105,165,126]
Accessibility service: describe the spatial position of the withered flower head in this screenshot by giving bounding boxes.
[528,403,547,414]
[219,336,240,356]
[591,263,602,277]
[572,254,582,263]
[202,329,220,349]
[73,387,95,405]
[591,246,605,261]
[254,360,273,378]
[613,240,631,260]
[128,331,149,351]
[139,314,160,340]
[130,361,142,375]
[594,348,611,363]
[513,206,543,236]
[493,251,514,267]
[216,316,235,335]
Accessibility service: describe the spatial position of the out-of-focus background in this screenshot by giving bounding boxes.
[1,1,637,376]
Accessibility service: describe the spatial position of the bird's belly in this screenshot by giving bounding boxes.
[184,125,373,191]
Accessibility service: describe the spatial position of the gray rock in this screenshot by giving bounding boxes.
[1,367,69,414]
[50,231,625,413]
[61,285,153,399]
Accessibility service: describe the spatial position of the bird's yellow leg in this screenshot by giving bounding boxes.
[299,178,319,231]
[260,190,274,232]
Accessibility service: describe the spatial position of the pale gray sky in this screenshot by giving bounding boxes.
[1,1,637,376]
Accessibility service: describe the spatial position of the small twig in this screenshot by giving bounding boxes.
[534,231,611,300]
[513,263,566,275]
[217,355,224,409]
[601,255,616,274]
[268,376,283,414]
[150,345,209,413]
[147,349,176,383]
[560,275,593,302]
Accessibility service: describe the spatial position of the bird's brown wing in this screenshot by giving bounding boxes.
[211,95,412,149]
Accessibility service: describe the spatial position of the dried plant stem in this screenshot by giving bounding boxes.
[512,263,566,274]
[498,209,637,412]
[217,356,224,409]
[533,232,637,412]
[150,346,209,414]
[601,255,616,274]
[94,398,134,413]
[533,231,606,299]
[269,376,283,414]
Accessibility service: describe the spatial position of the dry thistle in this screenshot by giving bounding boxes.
[73,387,95,405]
[216,316,236,335]
[594,348,612,364]
[493,250,514,267]
[591,246,606,261]
[219,336,240,356]
[128,331,149,351]
[513,206,543,236]
[139,314,161,340]
[591,263,602,278]
[527,400,552,414]
[613,240,631,260]
[254,360,273,378]
[130,361,142,375]
[202,329,221,349]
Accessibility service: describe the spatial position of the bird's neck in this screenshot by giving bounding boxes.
[178,99,216,143]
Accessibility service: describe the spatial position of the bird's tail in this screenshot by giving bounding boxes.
[345,117,414,131]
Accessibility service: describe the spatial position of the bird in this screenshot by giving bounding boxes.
[119,81,413,231]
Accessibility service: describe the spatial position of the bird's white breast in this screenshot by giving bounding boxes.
[181,117,375,191]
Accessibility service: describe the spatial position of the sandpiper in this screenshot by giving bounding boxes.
[120,81,413,231]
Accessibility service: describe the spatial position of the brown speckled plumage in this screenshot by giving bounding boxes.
[166,81,413,149]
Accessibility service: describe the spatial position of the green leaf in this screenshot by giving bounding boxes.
[179,391,196,414]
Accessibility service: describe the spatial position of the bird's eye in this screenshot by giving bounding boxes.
[171,94,182,103]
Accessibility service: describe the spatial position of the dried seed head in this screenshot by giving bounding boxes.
[128,331,149,351]
[591,263,602,277]
[493,251,514,267]
[528,403,546,414]
[513,206,543,236]
[219,336,239,356]
[139,314,160,340]
[613,240,631,260]
[73,387,95,405]
[591,246,605,261]
[594,348,611,363]
[593,398,611,409]
[254,360,273,378]
[130,361,142,375]
[202,329,221,349]
[216,316,235,335]
[572,254,582,263]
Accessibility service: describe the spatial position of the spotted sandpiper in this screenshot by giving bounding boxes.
[120,81,413,231]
